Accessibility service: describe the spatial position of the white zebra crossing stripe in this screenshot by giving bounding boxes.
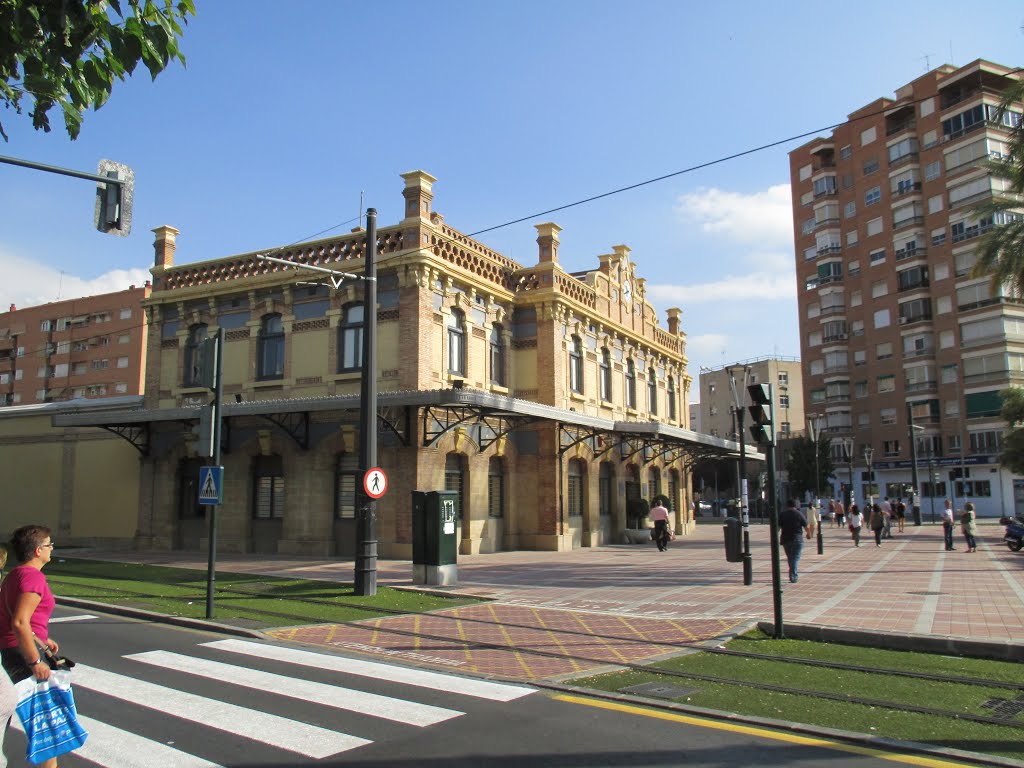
[204,639,536,702]
[51,614,98,623]
[126,650,463,726]
[71,664,371,758]
[9,714,223,767]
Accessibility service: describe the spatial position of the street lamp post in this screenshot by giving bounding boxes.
[907,405,922,526]
[728,367,753,586]
[863,446,875,510]
[841,437,854,511]
[928,455,937,524]
[807,416,824,555]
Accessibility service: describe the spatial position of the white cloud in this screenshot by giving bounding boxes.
[675,184,794,249]
[0,248,150,310]
[647,268,796,305]
[686,333,729,361]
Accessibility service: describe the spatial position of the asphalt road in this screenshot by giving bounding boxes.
[2,607,983,768]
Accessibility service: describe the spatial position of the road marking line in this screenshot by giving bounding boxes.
[127,650,462,727]
[12,714,225,767]
[204,638,535,701]
[914,557,946,634]
[71,663,370,758]
[553,695,977,768]
[487,603,540,677]
[51,614,98,623]
[798,542,907,624]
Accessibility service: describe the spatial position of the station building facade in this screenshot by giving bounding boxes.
[58,171,740,556]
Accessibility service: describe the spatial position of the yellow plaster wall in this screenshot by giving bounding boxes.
[378,322,399,371]
[71,439,139,538]
[290,330,329,380]
[0,440,62,531]
[513,348,537,391]
[222,339,248,384]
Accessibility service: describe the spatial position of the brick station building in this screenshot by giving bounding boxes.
[57,171,740,556]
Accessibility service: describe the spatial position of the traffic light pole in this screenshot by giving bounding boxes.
[205,327,224,619]
[748,382,784,638]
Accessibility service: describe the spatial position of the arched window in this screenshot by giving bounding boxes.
[258,314,284,380]
[334,453,359,519]
[599,462,614,517]
[625,360,637,409]
[488,457,505,517]
[667,376,677,420]
[252,454,285,518]
[489,323,506,386]
[648,367,658,415]
[183,323,208,387]
[599,349,612,402]
[445,453,465,519]
[567,459,585,517]
[448,310,465,375]
[569,335,583,393]
[337,303,364,372]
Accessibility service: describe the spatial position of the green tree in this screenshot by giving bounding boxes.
[0,0,196,141]
[970,77,1024,296]
[785,436,834,501]
[1000,386,1024,474]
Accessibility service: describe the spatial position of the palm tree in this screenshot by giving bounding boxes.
[970,77,1024,297]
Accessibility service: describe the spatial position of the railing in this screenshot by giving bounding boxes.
[951,221,994,243]
[893,215,924,229]
[895,245,926,261]
[814,218,840,229]
[819,305,846,317]
[817,275,844,286]
[823,332,848,343]
[823,365,849,374]
[905,345,935,358]
[892,182,922,198]
[898,314,933,326]
[886,119,917,136]
[963,369,1024,385]
[905,381,938,393]
[888,152,920,170]
[898,279,929,293]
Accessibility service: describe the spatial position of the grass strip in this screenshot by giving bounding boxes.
[44,557,480,627]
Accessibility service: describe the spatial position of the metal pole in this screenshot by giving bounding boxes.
[907,403,921,526]
[729,368,752,585]
[928,457,937,523]
[355,209,378,596]
[205,327,224,619]
[0,153,126,186]
[954,364,968,508]
[765,384,784,638]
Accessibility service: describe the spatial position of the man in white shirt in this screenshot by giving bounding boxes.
[941,499,955,551]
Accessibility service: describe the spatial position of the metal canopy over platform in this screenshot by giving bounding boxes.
[52,388,752,462]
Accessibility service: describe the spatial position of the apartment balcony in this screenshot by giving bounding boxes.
[895,245,927,262]
[823,365,849,375]
[904,345,935,359]
[963,369,1024,386]
[958,295,1024,313]
[905,381,938,393]
[892,182,923,199]
[825,393,850,403]
[815,218,841,230]
[888,153,920,171]
[816,275,844,287]
[898,279,929,293]
[822,332,848,343]
[893,215,925,230]
[898,314,933,327]
[886,118,917,137]
[951,189,994,210]
[819,305,846,318]
[951,221,994,243]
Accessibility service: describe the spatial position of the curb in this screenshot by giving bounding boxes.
[759,621,1024,662]
[530,682,1024,768]
[57,597,265,639]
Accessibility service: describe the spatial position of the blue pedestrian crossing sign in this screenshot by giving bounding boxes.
[198,466,224,505]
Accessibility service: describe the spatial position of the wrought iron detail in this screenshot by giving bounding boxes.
[423,405,539,450]
[260,411,310,450]
[101,423,150,456]
[378,405,410,446]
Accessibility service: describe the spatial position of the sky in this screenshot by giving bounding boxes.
[2,1,1023,401]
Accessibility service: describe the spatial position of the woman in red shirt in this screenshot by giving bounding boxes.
[0,525,61,768]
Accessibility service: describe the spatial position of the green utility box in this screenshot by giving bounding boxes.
[412,490,458,586]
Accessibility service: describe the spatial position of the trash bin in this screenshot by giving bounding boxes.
[411,490,458,586]
[724,517,743,563]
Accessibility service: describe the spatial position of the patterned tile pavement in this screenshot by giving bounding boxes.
[77,519,1024,679]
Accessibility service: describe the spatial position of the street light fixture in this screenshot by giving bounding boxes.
[841,436,854,510]
[806,415,825,555]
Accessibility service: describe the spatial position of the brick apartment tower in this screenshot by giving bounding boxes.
[788,59,1024,516]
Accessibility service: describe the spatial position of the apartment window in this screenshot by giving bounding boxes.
[877,375,895,393]
[846,230,859,247]
[869,249,886,265]
[866,217,883,237]
[899,298,932,325]
[813,176,837,196]
[118,333,130,344]
[888,137,918,163]
[257,314,285,380]
[855,380,868,398]
[97,336,110,347]
[625,360,637,409]
[863,158,879,175]
[780,422,791,435]
[488,457,505,518]
[844,201,856,218]
[865,186,881,206]
[883,440,900,457]
[119,308,131,320]
[488,324,506,386]
[861,127,877,146]
[447,309,466,376]
[799,164,812,181]
[39,320,52,332]
[252,455,285,519]
[647,367,658,415]
[970,430,1002,454]
[337,304,364,372]
[56,341,70,354]
[35,389,48,401]
[897,266,929,292]
[932,229,947,246]
[840,145,852,159]
[667,376,677,420]
[91,359,109,370]
[928,195,944,214]
[37,366,52,379]
[114,383,127,393]
[72,362,87,376]
[924,161,941,181]
[873,309,891,329]
[871,280,888,298]
[116,356,129,369]
[569,335,583,394]
[876,342,893,360]
[779,394,790,407]
[600,349,612,402]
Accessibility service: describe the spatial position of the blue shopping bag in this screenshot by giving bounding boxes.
[14,670,88,764]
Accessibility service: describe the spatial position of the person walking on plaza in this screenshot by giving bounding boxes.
[941,499,956,551]
[847,503,863,546]
[960,502,978,553]
[649,498,671,552]
[0,525,64,768]
[834,497,845,528]
[870,503,885,547]
[827,498,836,527]
[880,498,893,539]
[779,499,808,583]
[895,498,907,533]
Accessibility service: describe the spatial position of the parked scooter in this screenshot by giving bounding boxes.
[1000,515,1024,552]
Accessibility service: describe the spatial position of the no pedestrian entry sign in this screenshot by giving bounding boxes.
[363,467,388,499]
